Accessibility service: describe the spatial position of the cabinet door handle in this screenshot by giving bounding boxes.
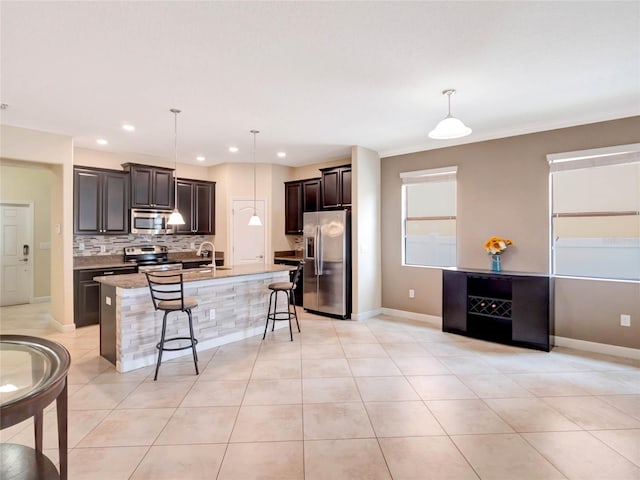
[103,271,114,275]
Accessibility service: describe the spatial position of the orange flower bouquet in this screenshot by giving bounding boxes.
[483,236,513,255]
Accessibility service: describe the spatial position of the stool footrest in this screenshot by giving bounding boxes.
[156,337,199,352]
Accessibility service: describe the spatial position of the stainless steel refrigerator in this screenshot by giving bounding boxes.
[303,209,351,319]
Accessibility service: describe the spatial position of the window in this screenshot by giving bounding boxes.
[548,144,640,281]
[401,166,457,267]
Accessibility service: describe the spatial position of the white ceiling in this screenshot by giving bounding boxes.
[1,2,638,167]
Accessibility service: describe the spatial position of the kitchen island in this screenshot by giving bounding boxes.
[95,264,291,372]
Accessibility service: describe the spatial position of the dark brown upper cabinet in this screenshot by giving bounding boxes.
[73,167,129,235]
[175,179,216,234]
[303,177,321,212]
[123,163,174,210]
[284,177,321,235]
[321,165,351,208]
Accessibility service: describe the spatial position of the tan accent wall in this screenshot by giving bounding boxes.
[0,162,53,298]
[381,116,640,349]
[290,158,350,181]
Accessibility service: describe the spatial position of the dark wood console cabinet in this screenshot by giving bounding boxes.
[442,269,551,351]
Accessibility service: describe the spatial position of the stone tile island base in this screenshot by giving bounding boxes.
[96,266,291,372]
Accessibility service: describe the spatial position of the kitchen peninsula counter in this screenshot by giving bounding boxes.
[96,264,291,372]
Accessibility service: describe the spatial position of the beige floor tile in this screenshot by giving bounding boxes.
[199,359,254,380]
[373,331,416,344]
[180,380,247,406]
[566,372,640,395]
[67,446,149,480]
[426,399,514,435]
[155,406,238,444]
[68,382,139,410]
[590,429,640,466]
[542,396,640,430]
[598,395,640,420]
[78,408,174,447]
[365,401,445,437]
[251,358,302,379]
[452,433,566,479]
[218,441,303,480]
[337,331,380,344]
[303,402,374,440]
[379,436,479,480]
[300,333,341,345]
[421,340,479,357]
[117,381,191,408]
[391,356,451,375]
[407,375,477,400]
[145,361,200,382]
[355,376,420,401]
[302,358,352,377]
[348,357,402,376]
[130,444,226,480]
[303,377,361,403]
[91,366,152,384]
[341,343,389,358]
[242,378,302,405]
[380,342,430,358]
[230,404,302,442]
[305,438,391,480]
[301,343,345,359]
[459,374,533,398]
[523,431,640,479]
[437,355,500,375]
[8,409,110,449]
[258,342,302,359]
[485,398,580,432]
[509,372,592,396]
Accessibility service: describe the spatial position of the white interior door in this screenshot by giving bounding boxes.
[0,204,32,306]
[232,199,265,266]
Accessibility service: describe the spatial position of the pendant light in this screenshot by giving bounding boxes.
[167,108,185,225]
[428,89,472,140]
[248,129,263,226]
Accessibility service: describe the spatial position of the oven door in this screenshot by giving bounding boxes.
[130,210,174,234]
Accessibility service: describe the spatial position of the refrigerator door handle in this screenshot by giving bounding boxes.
[317,225,323,275]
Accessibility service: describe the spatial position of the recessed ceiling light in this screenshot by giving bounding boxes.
[122,124,135,132]
[96,138,108,145]
[228,146,239,153]
[277,152,287,158]
[196,156,205,162]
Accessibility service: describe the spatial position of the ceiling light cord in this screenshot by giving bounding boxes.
[248,130,262,227]
[167,108,185,226]
[428,89,472,140]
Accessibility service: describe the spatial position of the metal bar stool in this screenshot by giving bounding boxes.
[263,262,303,341]
[145,271,199,381]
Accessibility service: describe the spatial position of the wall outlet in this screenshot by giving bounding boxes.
[78,242,85,251]
[409,289,415,298]
[620,314,631,327]
[190,242,195,249]
[100,245,106,253]
[105,296,111,306]
[209,309,216,320]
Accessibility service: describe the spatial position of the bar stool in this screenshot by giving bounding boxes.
[145,272,199,381]
[263,262,303,341]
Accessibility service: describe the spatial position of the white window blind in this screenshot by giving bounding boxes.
[548,144,640,281]
[401,166,457,267]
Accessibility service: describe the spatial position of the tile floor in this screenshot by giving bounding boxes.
[1,302,639,479]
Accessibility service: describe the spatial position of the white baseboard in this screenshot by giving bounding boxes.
[351,308,383,321]
[552,335,640,360]
[31,296,51,304]
[50,317,76,333]
[381,308,442,327]
[116,322,290,373]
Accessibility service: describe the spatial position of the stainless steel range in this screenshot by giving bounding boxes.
[124,246,183,272]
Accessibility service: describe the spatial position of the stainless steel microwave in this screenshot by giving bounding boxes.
[130,210,174,234]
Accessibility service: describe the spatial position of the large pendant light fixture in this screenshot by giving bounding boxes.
[167,108,185,226]
[248,129,262,227]
[428,89,472,140]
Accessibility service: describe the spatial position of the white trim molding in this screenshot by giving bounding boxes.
[50,317,75,333]
[552,335,640,361]
[351,308,383,321]
[31,296,51,303]
[381,308,442,327]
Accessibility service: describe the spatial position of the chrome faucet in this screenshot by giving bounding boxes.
[196,241,216,268]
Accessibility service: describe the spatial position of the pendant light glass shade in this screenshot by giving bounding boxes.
[248,130,262,227]
[167,108,185,226]
[428,89,472,140]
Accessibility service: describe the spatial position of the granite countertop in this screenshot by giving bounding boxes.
[74,251,224,270]
[274,250,304,263]
[94,264,292,289]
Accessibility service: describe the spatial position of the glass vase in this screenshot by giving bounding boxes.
[490,254,502,272]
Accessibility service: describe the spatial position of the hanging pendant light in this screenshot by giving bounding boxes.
[428,89,472,140]
[248,129,262,227]
[167,108,185,226]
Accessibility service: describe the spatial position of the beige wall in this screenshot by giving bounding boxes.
[290,158,350,181]
[352,146,382,317]
[381,116,640,349]
[0,162,53,298]
[0,125,74,328]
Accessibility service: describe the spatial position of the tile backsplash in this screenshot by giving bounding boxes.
[73,234,214,256]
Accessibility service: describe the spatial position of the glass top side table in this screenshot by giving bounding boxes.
[1,335,71,480]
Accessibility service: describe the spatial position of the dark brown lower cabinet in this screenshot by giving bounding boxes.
[74,266,136,327]
[442,269,551,351]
